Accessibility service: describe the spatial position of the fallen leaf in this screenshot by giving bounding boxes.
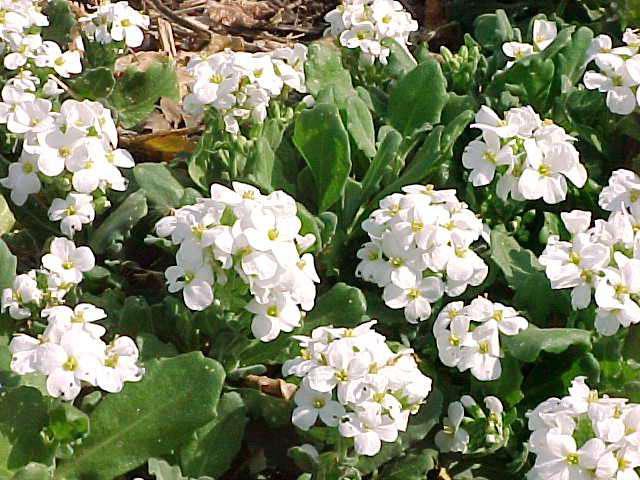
[244,374,297,401]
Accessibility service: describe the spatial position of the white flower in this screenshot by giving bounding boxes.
[36,41,82,78]
[292,382,345,431]
[247,293,301,342]
[1,272,42,320]
[48,193,95,238]
[462,133,514,187]
[532,20,558,51]
[584,52,640,115]
[464,296,528,336]
[382,274,444,323]
[109,1,149,48]
[96,336,144,393]
[42,237,95,285]
[435,401,470,453]
[0,152,41,205]
[165,246,214,312]
[340,410,399,456]
[42,303,107,339]
[458,322,502,381]
[40,330,105,401]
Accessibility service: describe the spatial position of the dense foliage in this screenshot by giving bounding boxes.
[2,0,640,479]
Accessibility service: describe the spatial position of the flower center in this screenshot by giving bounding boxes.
[267,228,279,241]
[54,56,65,66]
[121,19,131,27]
[407,288,420,301]
[22,162,35,174]
[411,220,424,232]
[105,354,119,368]
[569,251,581,265]
[478,341,490,354]
[267,305,278,317]
[62,261,74,270]
[538,164,551,177]
[63,356,78,371]
[449,334,460,347]
[335,369,349,382]
[210,73,224,84]
[566,453,579,465]
[313,398,326,409]
[390,257,404,268]
[492,310,503,322]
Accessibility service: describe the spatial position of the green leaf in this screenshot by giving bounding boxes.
[486,55,555,112]
[0,387,54,475]
[360,128,402,201]
[303,282,367,332]
[293,104,351,212]
[503,325,593,363]
[382,38,418,78]
[180,392,247,478]
[41,0,76,46]
[0,194,15,236]
[345,95,376,158]
[46,403,89,445]
[133,163,185,211]
[236,388,291,428]
[0,239,17,290]
[379,450,438,480]
[245,137,275,190]
[136,333,179,361]
[53,353,225,480]
[305,42,354,104]
[553,27,594,93]
[473,9,514,51]
[148,458,213,480]
[68,67,116,100]
[109,59,179,128]
[490,227,569,324]
[490,227,543,288]
[11,463,53,480]
[388,58,448,136]
[89,190,148,254]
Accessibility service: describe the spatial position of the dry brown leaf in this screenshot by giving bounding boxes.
[115,51,171,73]
[120,128,198,161]
[244,374,297,401]
[438,468,452,480]
[208,0,276,29]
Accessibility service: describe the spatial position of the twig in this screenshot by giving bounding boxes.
[147,0,211,39]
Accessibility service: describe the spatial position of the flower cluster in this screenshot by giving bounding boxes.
[283,321,432,456]
[0,0,139,237]
[527,376,640,479]
[433,297,528,381]
[324,0,418,64]
[462,106,587,204]
[0,0,78,76]
[79,1,150,48]
[2,238,143,401]
[540,169,640,336]
[435,395,505,454]
[184,46,308,134]
[584,29,640,115]
[10,304,143,401]
[356,185,488,324]
[0,97,134,236]
[155,181,319,342]
[1,238,95,319]
[502,19,557,69]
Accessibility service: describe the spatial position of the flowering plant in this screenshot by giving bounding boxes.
[2,0,640,479]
